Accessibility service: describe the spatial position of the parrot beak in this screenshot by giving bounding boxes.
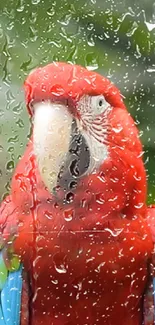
[33,101,73,192]
[33,101,90,194]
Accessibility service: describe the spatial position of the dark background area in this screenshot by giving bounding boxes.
[0,0,155,202]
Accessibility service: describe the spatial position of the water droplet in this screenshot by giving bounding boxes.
[47,7,55,17]
[133,174,142,181]
[16,118,24,128]
[87,34,95,47]
[49,171,57,179]
[96,193,105,205]
[16,0,25,12]
[13,103,23,114]
[0,110,4,117]
[5,182,10,192]
[58,14,72,26]
[86,257,95,263]
[69,159,79,177]
[126,22,138,37]
[53,253,68,274]
[20,55,32,72]
[104,228,123,237]
[8,135,19,144]
[145,21,155,32]
[147,66,155,73]
[6,160,14,172]
[54,262,67,274]
[32,287,41,302]
[85,53,99,71]
[95,262,105,273]
[64,209,73,222]
[134,202,144,209]
[8,146,14,153]
[45,211,53,220]
[112,125,123,134]
[31,0,40,4]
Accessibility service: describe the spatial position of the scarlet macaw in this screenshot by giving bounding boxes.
[0,62,155,324]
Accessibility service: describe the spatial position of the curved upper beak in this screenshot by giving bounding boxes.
[33,101,73,192]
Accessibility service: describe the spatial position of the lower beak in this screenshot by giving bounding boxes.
[33,101,72,192]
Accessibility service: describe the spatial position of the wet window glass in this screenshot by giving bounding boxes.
[0,1,155,324]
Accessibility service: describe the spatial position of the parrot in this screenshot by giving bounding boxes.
[0,61,155,325]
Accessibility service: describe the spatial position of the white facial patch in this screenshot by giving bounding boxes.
[77,95,111,174]
[77,121,109,173]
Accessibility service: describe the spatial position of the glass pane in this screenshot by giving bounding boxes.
[0,1,155,324]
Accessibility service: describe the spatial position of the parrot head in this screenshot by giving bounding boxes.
[22,62,146,219]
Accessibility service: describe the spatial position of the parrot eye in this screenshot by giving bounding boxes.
[91,95,110,115]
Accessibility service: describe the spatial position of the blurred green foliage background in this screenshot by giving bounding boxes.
[0,0,155,202]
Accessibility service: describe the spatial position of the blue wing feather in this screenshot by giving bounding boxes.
[143,276,155,324]
[0,304,7,325]
[0,252,22,325]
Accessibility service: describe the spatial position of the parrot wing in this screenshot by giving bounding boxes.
[143,276,155,324]
[0,196,29,325]
[0,254,22,325]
